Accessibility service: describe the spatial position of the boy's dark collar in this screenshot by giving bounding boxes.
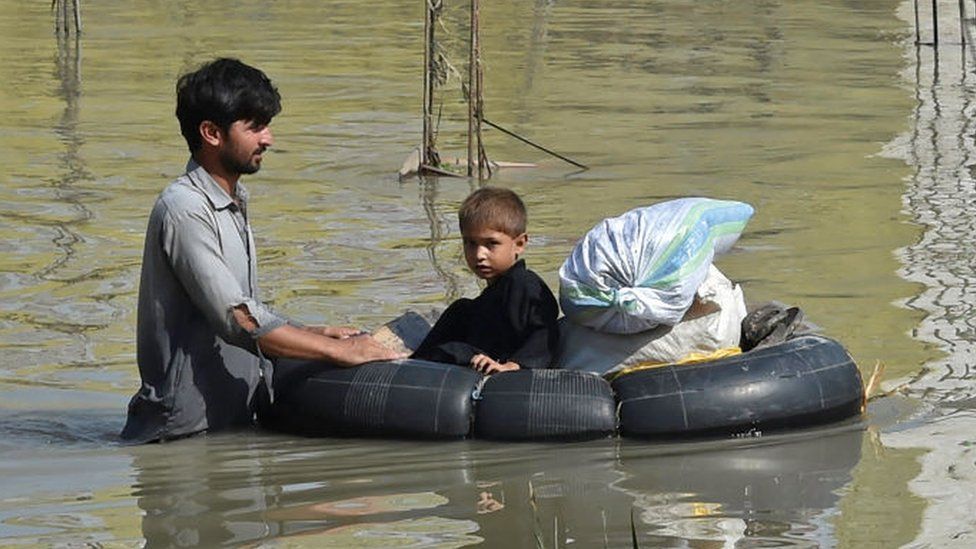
[485,259,526,287]
[499,259,527,278]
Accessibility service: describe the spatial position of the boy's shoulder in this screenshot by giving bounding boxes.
[498,261,554,296]
[501,259,534,279]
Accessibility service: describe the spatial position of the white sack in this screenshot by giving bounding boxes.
[559,197,753,334]
[555,265,747,376]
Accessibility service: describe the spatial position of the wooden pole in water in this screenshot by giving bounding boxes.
[473,0,489,179]
[467,0,477,177]
[932,0,940,46]
[422,0,436,167]
[54,0,79,35]
[914,0,921,44]
[959,0,966,45]
[56,0,65,34]
[73,0,81,34]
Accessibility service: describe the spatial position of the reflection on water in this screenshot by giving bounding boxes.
[44,32,87,280]
[875,3,976,546]
[1,15,128,394]
[0,420,870,546]
[418,177,469,304]
[109,428,862,548]
[888,4,976,402]
[618,428,863,547]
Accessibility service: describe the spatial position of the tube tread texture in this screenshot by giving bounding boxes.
[262,358,482,439]
[611,334,864,437]
[262,335,863,441]
[474,369,617,440]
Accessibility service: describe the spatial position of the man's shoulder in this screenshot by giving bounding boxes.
[152,176,209,218]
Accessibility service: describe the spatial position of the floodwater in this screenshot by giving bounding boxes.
[0,0,973,546]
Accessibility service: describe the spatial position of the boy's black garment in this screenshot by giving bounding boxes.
[412,260,559,369]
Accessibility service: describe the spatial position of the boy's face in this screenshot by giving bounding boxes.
[462,225,527,283]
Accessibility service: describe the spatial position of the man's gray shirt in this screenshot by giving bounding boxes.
[121,160,288,442]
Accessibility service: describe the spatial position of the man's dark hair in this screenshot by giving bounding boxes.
[175,58,282,152]
[458,187,527,237]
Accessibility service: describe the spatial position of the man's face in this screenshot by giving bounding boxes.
[462,225,527,283]
[218,119,273,176]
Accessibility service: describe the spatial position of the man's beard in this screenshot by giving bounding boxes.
[219,147,262,176]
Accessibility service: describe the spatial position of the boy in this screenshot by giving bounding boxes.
[412,187,560,373]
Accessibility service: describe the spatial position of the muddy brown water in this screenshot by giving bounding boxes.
[1,0,973,546]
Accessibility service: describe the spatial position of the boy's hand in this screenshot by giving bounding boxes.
[469,354,497,373]
[490,361,521,373]
[470,354,521,374]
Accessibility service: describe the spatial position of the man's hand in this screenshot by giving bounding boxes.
[470,354,521,374]
[333,334,407,366]
[307,325,365,339]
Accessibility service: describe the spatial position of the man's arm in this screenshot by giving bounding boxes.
[161,203,403,365]
[233,306,403,366]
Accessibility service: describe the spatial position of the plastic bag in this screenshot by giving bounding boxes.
[558,197,753,334]
[555,265,747,375]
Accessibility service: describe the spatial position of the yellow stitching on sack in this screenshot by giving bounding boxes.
[605,347,742,382]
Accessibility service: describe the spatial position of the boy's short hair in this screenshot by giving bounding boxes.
[458,187,527,237]
[176,58,282,152]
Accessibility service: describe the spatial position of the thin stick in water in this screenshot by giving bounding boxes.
[482,117,589,170]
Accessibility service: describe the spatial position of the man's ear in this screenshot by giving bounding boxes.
[199,120,223,148]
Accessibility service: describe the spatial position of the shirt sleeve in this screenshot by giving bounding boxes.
[412,298,483,366]
[160,205,287,349]
[416,341,482,366]
[505,274,561,369]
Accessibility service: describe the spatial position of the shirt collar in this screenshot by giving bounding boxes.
[486,259,526,287]
[184,158,249,210]
[503,259,527,277]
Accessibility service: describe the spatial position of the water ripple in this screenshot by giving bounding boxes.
[889,41,976,403]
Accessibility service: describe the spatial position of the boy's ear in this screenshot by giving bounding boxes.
[514,232,528,254]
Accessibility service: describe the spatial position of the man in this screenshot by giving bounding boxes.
[121,58,403,442]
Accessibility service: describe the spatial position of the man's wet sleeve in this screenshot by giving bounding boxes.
[161,207,287,350]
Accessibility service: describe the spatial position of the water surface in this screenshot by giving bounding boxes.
[0,0,969,546]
